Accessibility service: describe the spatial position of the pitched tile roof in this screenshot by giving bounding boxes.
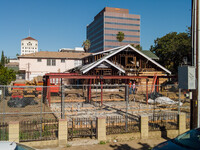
[22,37,37,41]
[18,51,92,59]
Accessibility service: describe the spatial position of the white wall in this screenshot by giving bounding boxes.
[19,57,78,81]
[21,39,38,55]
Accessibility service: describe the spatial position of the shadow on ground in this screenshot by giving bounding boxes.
[109,142,153,150]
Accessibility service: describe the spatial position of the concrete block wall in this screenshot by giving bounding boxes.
[9,121,19,143]
[58,119,68,146]
[7,113,187,147]
[97,117,106,141]
[178,113,186,135]
[140,115,148,139]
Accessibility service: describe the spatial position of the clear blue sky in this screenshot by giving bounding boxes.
[0,0,191,58]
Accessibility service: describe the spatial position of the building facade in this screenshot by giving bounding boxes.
[21,37,38,55]
[87,7,140,53]
[18,51,91,81]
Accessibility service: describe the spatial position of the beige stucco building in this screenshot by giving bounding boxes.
[18,51,91,81]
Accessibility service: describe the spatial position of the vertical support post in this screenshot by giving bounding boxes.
[125,84,129,132]
[9,121,19,143]
[47,76,51,106]
[146,79,149,104]
[89,79,92,103]
[40,87,43,139]
[58,119,68,146]
[101,79,103,106]
[156,77,159,93]
[178,113,186,134]
[140,115,148,139]
[97,117,106,141]
[178,88,181,114]
[61,80,65,119]
[197,0,200,128]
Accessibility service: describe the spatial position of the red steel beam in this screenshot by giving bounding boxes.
[146,79,149,104]
[101,79,103,105]
[45,73,79,76]
[44,75,150,79]
[89,79,92,102]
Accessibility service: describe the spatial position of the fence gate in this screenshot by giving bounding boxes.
[68,118,96,140]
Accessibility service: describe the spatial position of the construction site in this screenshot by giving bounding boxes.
[0,45,191,143]
[0,74,190,122]
[0,45,191,122]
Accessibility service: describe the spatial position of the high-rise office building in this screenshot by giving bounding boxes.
[87,7,140,53]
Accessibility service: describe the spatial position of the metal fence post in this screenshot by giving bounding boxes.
[61,85,65,119]
[178,88,181,114]
[40,86,43,139]
[125,84,129,132]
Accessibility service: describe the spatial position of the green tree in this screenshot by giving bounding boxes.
[82,39,91,52]
[131,44,142,51]
[0,64,16,85]
[150,29,191,74]
[116,31,125,43]
[1,51,5,66]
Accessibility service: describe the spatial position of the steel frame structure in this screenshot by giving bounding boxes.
[43,73,173,106]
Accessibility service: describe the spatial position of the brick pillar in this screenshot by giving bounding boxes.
[58,119,68,146]
[97,117,106,141]
[178,113,186,135]
[9,121,19,143]
[140,115,148,139]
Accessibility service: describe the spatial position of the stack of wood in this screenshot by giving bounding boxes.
[11,88,23,98]
[23,87,36,98]
[11,76,44,99]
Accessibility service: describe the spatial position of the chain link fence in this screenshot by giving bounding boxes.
[0,83,190,141]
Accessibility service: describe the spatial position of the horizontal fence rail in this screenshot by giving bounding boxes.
[148,112,178,131]
[19,119,58,142]
[68,118,96,140]
[106,115,140,135]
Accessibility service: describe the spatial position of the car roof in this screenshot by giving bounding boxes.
[196,128,200,131]
[0,141,16,150]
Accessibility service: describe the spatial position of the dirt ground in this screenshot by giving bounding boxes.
[36,138,167,150]
[0,97,57,122]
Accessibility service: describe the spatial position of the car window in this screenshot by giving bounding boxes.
[174,129,200,149]
[15,143,35,150]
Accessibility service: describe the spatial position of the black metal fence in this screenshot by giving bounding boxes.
[19,119,58,142]
[148,112,178,131]
[68,118,96,140]
[0,122,8,141]
[106,115,140,135]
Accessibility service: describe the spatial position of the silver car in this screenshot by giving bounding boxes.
[0,141,35,150]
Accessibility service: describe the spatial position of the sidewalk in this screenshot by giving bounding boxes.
[38,138,167,150]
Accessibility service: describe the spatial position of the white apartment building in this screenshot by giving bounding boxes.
[21,37,38,55]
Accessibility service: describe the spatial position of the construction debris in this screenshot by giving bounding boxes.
[7,97,38,108]
[148,97,183,106]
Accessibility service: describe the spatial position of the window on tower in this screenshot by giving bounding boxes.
[27,42,32,46]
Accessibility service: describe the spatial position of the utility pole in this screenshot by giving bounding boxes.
[191,0,200,128]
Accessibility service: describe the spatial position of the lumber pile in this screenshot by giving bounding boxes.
[11,76,44,99]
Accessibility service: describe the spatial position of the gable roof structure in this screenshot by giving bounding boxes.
[80,44,171,74]
[22,36,38,41]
